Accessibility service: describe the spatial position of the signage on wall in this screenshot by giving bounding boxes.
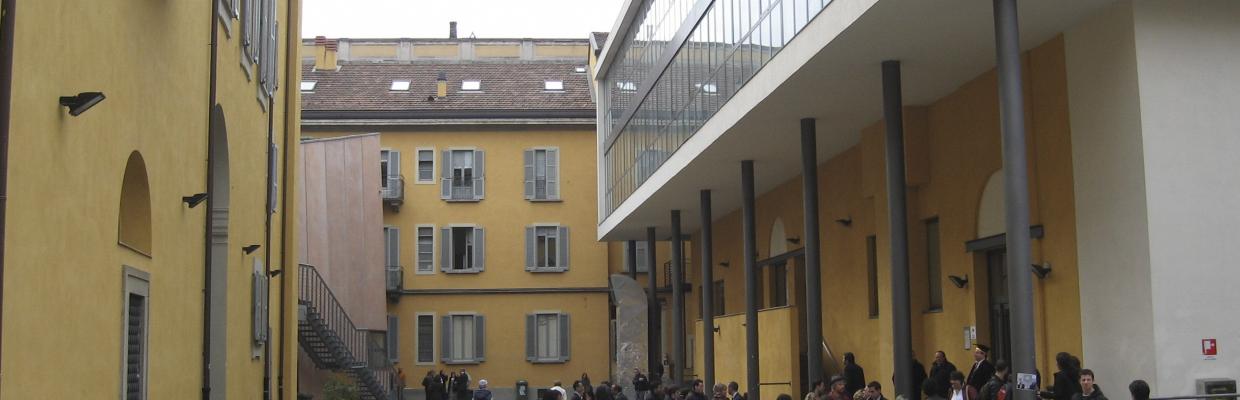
[1203,338,1218,360]
[1016,373,1038,392]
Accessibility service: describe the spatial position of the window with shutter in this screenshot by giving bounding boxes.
[446,149,478,201]
[525,148,560,201]
[527,312,570,363]
[387,315,399,362]
[380,150,391,190]
[384,226,399,268]
[448,314,480,363]
[268,142,278,215]
[417,149,434,183]
[527,225,567,272]
[251,259,269,348]
[416,314,435,364]
[445,226,483,273]
[416,226,434,273]
[122,267,150,400]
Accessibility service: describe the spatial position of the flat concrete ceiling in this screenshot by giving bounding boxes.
[600,0,1117,241]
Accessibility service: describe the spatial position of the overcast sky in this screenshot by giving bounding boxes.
[302,0,627,39]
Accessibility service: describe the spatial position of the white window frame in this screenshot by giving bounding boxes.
[391,80,412,91]
[442,223,484,274]
[415,147,436,184]
[443,147,483,202]
[300,81,317,92]
[526,310,570,364]
[380,148,394,190]
[461,80,481,91]
[415,224,436,275]
[414,312,437,366]
[525,147,561,201]
[121,266,151,400]
[526,223,568,272]
[444,312,484,364]
[544,80,564,91]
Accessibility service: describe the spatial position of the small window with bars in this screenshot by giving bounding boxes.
[416,226,434,274]
[416,314,435,364]
[123,267,150,400]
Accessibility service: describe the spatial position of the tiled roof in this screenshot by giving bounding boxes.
[301,62,594,117]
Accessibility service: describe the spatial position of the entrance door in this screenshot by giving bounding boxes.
[986,250,1012,363]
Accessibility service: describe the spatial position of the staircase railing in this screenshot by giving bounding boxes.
[299,263,400,399]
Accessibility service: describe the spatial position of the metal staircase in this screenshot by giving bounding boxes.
[299,264,400,400]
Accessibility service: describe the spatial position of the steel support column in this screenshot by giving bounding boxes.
[647,226,662,377]
[671,210,685,384]
[627,240,638,279]
[700,190,716,390]
[993,2,1037,399]
[801,118,824,383]
[882,60,914,400]
[741,160,760,400]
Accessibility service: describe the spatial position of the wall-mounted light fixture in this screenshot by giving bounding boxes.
[948,274,969,289]
[786,236,801,245]
[835,217,853,227]
[182,193,209,208]
[719,261,730,268]
[242,244,261,254]
[1031,262,1052,279]
[59,92,106,116]
[267,269,283,277]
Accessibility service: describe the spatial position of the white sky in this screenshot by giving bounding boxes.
[302,0,627,39]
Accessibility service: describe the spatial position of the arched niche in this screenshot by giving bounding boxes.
[118,151,152,255]
[769,217,788,257]
[977,169,1005,238]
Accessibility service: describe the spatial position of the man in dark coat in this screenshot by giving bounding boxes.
[844,353,867,399]
[911,355,929,400]
[635,369,653,400]
[1070,370,1107,400]
[930,351,958,398]
[456,369,472,400]
[978,360,1010,400]
[966,346,995,394]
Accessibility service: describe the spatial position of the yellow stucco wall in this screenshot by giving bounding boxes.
[414,44,460,58]
[535,45,590,58]
[476,44,522,58]
[307,124,609,390]
[351,44,399,59]
[669,36,1080,397]
[2,1,302,399]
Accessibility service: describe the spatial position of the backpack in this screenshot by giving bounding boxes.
[995,385,1008,400]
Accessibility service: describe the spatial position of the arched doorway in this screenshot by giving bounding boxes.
[974,170,1010,363]
[207,104,230,399]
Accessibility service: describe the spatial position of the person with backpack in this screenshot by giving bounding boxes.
[978,361,1010,400]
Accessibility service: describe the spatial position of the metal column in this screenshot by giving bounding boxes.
[647,227,662,377]
[801,118,824,383]
[700,190,716,390]
[627,240,638,279]
[741,160,760,400]
[882,60,914,400]
[671,210,685,384]
[994,2,1037,399]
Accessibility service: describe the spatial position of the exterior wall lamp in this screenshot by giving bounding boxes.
[1031,262,1052,279]
[242,244,261,254]
[59,92,106,116]
[834,217,852,227]
[948,274,969,288]
[182,193,208,208]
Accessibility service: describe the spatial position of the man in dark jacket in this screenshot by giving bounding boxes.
[1070,370,1107,400]
[966,346,995,394]
[930,351,958,398]
[456,369,472,400]
[978,360,1009,400]
[635,369,652,400]
[844,353,867,399]
[688,380,709,400]
[473,380,493,400]
[910,353,929,400]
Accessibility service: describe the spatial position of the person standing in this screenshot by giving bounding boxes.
[1070,370,1107,400]
[635,370,652,400]
[844,353,867,399]
[863,382,888,400]
[826,375,850,400]
[424,370,439,400]
[689,380,708,400]
[912,353,929,400]
[439,370,451,400]
[713,384,730,400]
[924,380,946,400]
[553,381,569,400]
[930,351,958,399]
[456,369,472,400]
[949,371,976,400]
[1128,380,1149,400]
[966,346,995,394]
[1041,353,1082,400]
[728,382,744,400]
[616,383,631,400]
[806,380,827,400]
[978,361,1010,400]
[473,380,493,400]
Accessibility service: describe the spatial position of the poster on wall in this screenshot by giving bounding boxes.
[1203,338,1218,360]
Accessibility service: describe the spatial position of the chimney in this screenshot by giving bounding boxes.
[449,21,458,39]
[313,36,338,70]
[436,72,448,98]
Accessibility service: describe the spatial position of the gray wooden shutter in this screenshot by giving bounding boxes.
[385,227,399,267]
[440,228,451,272]
[559,313,571,362]
[441,150,452,199]
[525,314,536,362]
[558,226,570,270]
[547,148,559,200]
[441,315,453,362]
[387,315,399,362]
[528,227,538,271]
[268,142,278,215]
[473,315,486,362]
[473,227,485,271]
[472,150,485,200]
[388,150,401,193]
[523,150,534,200]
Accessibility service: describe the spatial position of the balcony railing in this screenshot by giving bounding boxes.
[382,174,404,210]
[601,0,836,218]
[299,264,399,400]
[385,265,402,299]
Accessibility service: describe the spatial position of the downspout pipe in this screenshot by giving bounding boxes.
[202,6,220,400]
[278,1,298,399]
[263,93,275,399]
[0,0,17,390]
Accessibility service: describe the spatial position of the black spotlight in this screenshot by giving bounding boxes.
[1031,263,1052,279]
[786,237,801,245]
[242,244,261,254]
[948,274,969,289]
[834,217,853,227]
[267,269,284,277]
[182,193,209,208]
[59,92,106,116]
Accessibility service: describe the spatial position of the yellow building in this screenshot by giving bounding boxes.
[0,0,302,399]
[301,34,612,399]
[593,1,1240,400]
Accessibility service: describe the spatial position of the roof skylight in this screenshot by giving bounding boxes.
[574,66,588,73]
[390,80,411,91]
[301,81,317,92]
[462,80,481,91]
[544,81,564,91]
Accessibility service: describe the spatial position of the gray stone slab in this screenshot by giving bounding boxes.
[610,274,649,400]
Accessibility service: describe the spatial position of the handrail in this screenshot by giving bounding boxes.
[300,263,399,399]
